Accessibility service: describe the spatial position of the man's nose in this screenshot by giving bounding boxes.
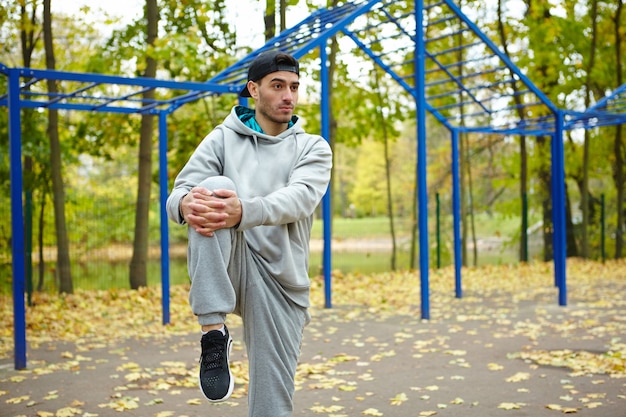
[282,89,294,101]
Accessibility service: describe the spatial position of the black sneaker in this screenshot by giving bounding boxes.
[199,325,233,402]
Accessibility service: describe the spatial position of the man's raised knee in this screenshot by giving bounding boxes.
[197,176,236,192]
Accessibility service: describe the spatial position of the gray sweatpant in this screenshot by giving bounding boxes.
[187,176,307,417]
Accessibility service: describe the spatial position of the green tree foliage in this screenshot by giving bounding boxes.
[507,0,624,260]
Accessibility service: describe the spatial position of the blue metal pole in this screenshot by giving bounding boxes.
[552,111,567,306]
[8,68,27,370]
[416,0,430,319]
[451,129,462,298]
[158,112,170,325]
[320,43,333,309]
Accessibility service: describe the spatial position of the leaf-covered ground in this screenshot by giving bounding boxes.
[1,259,625,416]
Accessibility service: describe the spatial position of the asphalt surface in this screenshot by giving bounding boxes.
[1,289,625,417]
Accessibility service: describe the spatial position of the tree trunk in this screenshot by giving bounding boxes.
[538,147,579,260]
[20,1,38,301]
[537,136,553,261]
[614,124,625,259]
[565,182,579,257]
[612,1,624,258]
[463,132,478,266]
[453,18,477,267]
[410,178,418,270]
[542,195,553,262]
[581,128,591,257]
[382,129,396,270]
[373,68,397,270]
[264,0,276,41]
[43,0,73,294]
[496,0,528,262]
[324,0,340,267]
[519,134,528,262]
[456,25,468,267]
[279,0,287,31]
[129,0,158,289]
[581,0,599,259]
[37,195,46,292]
[460,132,467,267]
[538,140,577,261]
[327,0,340,159]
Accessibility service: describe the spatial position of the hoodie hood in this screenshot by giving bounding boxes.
[224,105,303,140]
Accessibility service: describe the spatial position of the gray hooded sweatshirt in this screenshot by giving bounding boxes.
[166,106,332,307]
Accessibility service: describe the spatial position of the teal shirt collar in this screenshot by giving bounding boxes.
[236,106,294,134]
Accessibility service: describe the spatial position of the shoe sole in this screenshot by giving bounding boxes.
[199,334,234,403]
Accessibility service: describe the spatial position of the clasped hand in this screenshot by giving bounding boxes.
[181,187,242,237]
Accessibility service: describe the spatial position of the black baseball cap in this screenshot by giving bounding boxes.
[239,51,300,97]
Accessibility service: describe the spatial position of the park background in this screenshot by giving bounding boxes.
[0,0,625,294]
[1,1,626,416]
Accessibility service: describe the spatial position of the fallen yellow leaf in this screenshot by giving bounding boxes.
[488,362,504,371]
[506,372,530,382]
[54,407,82,417]
[498,402,523,410]
[186,398,203,405]
[6,395,30,404]
[390,392,408,405]
[154,412,175,417]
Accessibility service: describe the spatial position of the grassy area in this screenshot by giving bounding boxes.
[308,214,531,275]
[309,250,416,275]
[311,216,413,239]
[311,213,527,240]
[0,259,192,295]
[68,259,191,290]
[1,214,529,293]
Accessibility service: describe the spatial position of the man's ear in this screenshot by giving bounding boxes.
[247,80,259,99]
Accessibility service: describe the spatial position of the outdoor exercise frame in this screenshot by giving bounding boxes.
[2,0,625,370]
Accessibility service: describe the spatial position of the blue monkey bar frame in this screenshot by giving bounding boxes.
[2,0,626,369]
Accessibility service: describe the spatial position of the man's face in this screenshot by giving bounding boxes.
[249,70,300,127]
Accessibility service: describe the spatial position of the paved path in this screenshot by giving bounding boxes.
[2,287,625,417]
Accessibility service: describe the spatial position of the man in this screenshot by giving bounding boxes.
[166,50,332,417]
